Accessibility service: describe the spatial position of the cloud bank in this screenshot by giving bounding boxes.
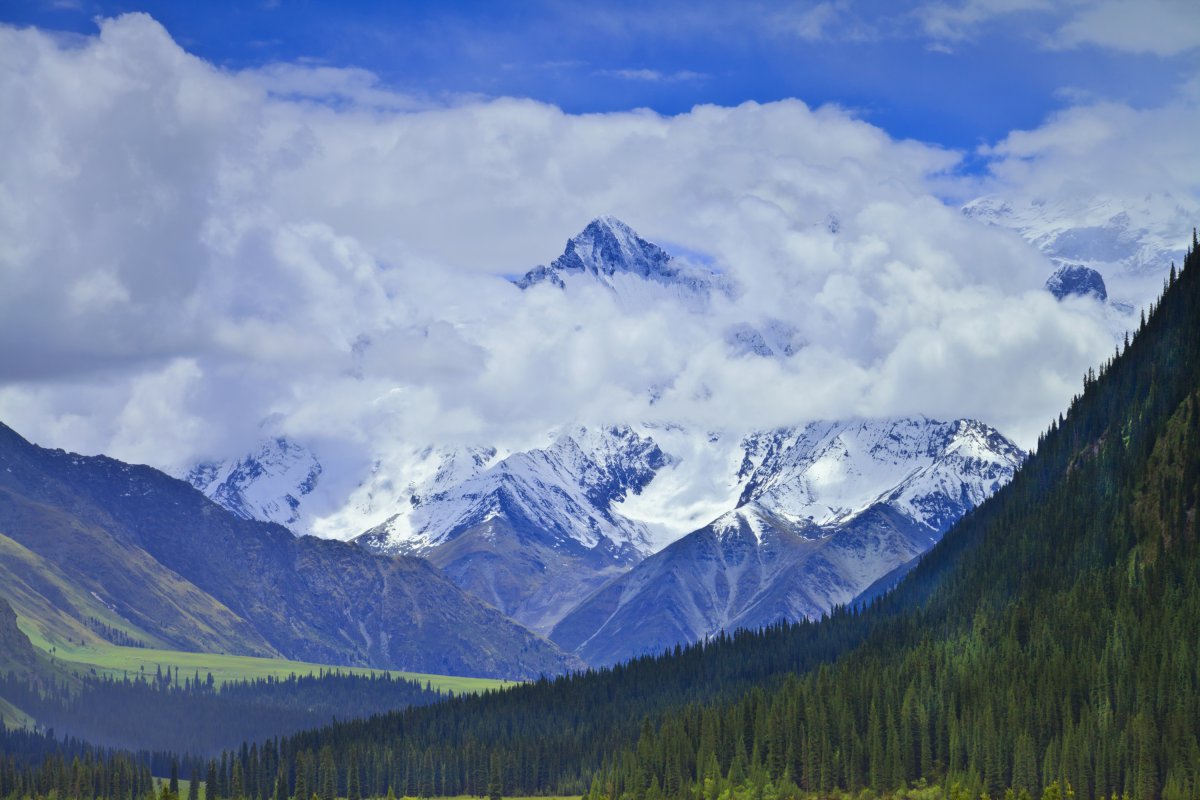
[0,13,1193,491]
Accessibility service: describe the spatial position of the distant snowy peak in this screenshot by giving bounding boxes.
[735,416,1025,534]
[1046,264,1107,302]
[515,217,725,300]
[357,424,670,560]
[961,194,1183,272]
[185,437,322,532]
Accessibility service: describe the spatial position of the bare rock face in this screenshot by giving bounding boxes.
[1045,264,1108,302]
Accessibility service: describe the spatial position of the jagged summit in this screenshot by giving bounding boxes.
[1045,263,1108,302]
[515,217,722,297]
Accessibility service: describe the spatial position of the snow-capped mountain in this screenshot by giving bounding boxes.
[550,417,1025,666]
[189,219,1024,656]
[734,418,1025,536]
[962,193,1190,313]
[185,437,322,530]
[962,194,1188,275]
[515,216,728,308]
[355,426,669,633]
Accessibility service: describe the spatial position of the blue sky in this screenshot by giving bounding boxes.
[5,0,1196,152]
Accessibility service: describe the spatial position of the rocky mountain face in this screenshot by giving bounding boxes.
[0,598,39,678]
[186,437,322,531]
[549,418,1026,666]
[356,426,668,633]
[0,422,578,679]
[1045,264,1108,302]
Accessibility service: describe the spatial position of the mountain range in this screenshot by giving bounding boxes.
[548,417,1024,665]
[184,218,1027,666]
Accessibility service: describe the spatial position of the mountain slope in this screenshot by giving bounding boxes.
[0,424,579,678]
[551,417,1023,665]
[0,598,40,679]
[356,425,667,632]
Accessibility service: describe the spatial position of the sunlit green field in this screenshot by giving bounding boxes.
[20,618,518,695]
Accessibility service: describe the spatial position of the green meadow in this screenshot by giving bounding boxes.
[19,617,518,695]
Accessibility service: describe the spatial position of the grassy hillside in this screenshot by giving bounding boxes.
[0,588,514,754]
[0,495,279,658]
[17,621,515,695]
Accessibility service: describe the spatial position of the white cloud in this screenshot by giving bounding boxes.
[975,96,1200,309]
[1054,0,1200,56]
[597,68,707,82]
[773,1,879,43]
[0,11,1182,509]
[915,0,1054,45]
[915,0,1200,56]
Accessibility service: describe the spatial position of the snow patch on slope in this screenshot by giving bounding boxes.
[185,437,322,530]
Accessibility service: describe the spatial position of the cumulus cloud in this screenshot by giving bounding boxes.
[0,12,1176,495]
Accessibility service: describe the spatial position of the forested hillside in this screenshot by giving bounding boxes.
[3,234,1198,800]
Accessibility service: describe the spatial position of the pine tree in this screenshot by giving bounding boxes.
[347,752,360,800]
[231,761,244,800]
[487,754,503,800]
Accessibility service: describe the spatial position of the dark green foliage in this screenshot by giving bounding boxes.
[0,667,443,756]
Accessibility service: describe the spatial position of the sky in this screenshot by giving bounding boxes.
[4,1,1198,150]
[0,1,1198,501]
